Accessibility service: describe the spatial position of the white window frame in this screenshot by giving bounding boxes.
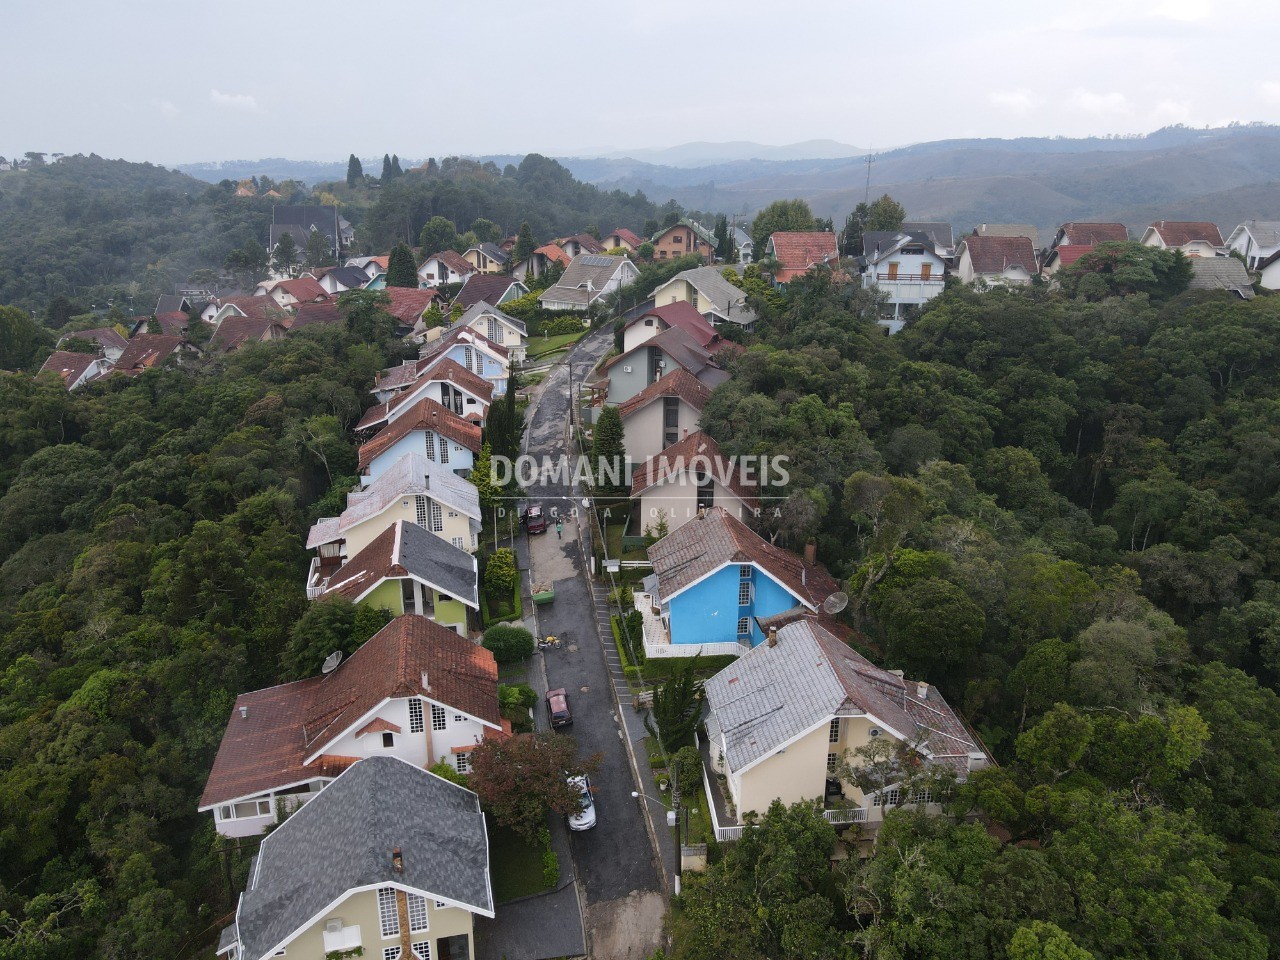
[406,893,429,933]
[829,718,840,743]
[408,699,424,733]
[382,731,395,749]
[411,942,431,960]
[827,752,837,772]
[416,496,429,527]
[737,580,752,607]
[424,432,436,461]
[384,948,402,960]
[455,751,471,774]
[736,616,750,637]
[431,703,447,731]
[430,502,444,532]
[378,888,400,937]
[451,536,464,550]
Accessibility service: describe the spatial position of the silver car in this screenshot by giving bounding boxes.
[567,775,597,831]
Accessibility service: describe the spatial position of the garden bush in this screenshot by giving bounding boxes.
[483,624,535,663]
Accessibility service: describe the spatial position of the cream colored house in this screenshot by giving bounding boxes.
[462,242,510,274]
[1140,220,1225,258]
[702,616,991,840]
[954,235,1038,286]
[630,431,758,533]
[617,369,711,467]
[650,265,758,331]
[200,617,502,839]
[216,756,494,960]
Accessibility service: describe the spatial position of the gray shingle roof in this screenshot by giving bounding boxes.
[901,221,954,250]
[539,254,635,307]
[455,300,527,337]
[235,756,493,960]
[1188,257,1256,299]
[704,618,988,777]
[323,519,479,609]
[861,231,934,263]
[655,266,758,327]
[1237,220,1280,247]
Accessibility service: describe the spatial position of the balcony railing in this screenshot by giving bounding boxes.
[874,272,945,283]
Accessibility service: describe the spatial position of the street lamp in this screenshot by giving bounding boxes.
[632,789,683,894]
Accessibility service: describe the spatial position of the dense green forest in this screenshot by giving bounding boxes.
[683,273,1280,958]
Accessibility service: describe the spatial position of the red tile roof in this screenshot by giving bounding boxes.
[532,243,571,266]
[420,324,508,362]
[356,358,493,431]
[618,369,712,420]
[630,430,760,508]
[210,315,287,353]
[358,397,484,471]
[767,231,839,281]
[1148,221,1224,247]
[1051,244,1093,268]
[566,233,605,254]
[382,287,446,325]
[39,350,100,388]
[628,301,719,348]
[288,301,342,330]
[216,295,286,320]
[199,614,499,808]
[607,227,644,248]
[116,334,186,373]
[962,235,1038,275]
[59,327,128,352]
[1058,222,1127,246]
[275,277,329,302]
[425,250,475,276]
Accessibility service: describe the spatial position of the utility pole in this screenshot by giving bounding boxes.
[863,149,877,205]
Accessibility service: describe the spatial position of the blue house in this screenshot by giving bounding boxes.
[636,507,839,657]
[415,326,511,398]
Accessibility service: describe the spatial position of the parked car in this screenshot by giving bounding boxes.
[567,774,597,831]
[546,687,572,728]
[525,504,547,534]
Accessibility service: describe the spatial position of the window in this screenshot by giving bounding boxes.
[829,718,841,743]
[407,893,429,932]
[431,704,447,731]
[440,441,449,465]
[873,788,900,807]
[219,805,231,819]
[736,616,750,636]
[430,502,443,532]
[447,510,458,518]
[886,262,899,280]
[470,531,477,549]
[456,751,471,773]
[920,263,932,281]
[910,788,933,804]
[663,396,679,428]
[382,731,395,748]
[408,699,424,733]
[411,942,431,960]
[416,495,429,527]
[487,318,498,342]
[384,949,402,960]
[454,713,465,722]
[827,753,837,772]
[434,900,447,909]
[644,317,653,326]
[664,431,678,447]
[696,471,714,511]
[423,432,436,461]
[739,564,751,580]
[378,888,400,937]
[737,580,752,607]
[691,291,699,310]
[672,233,682,244]
[451,536,464,550]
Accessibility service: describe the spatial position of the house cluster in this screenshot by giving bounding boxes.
[860,218,1269,334]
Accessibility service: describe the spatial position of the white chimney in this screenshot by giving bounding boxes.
[916,682,928,700]
[421,671,430,691]
[889,669,904,679]
[239,706,248,719]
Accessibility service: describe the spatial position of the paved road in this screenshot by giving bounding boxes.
[523,327,666,957]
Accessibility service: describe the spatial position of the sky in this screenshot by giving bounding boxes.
[4,0,1278,166]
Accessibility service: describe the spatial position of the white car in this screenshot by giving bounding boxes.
[567,775,597,831]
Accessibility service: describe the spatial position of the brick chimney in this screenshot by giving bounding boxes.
[767,627,778,648]
[392,847,404,873]
[804,541,817,564]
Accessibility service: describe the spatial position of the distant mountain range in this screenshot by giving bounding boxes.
[177,125,1280,238]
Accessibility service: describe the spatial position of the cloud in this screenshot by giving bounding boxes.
[151,98,179,118]
[1065,88,1131,116]
[989,89,1038,113]
[210,89,259,111]
[1151,98,1192,123]
[1263,81,1280,104]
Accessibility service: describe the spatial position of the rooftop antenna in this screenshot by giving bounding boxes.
[863,149,877,205]
[321,650,343,674]
[823,591,849,615]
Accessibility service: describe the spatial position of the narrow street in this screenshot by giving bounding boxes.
[522,326,667,959]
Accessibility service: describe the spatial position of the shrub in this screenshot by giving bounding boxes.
[539,827,559,886]
[483,624,535,663]
[485,547,518,595]
[624,665,642,683]
[429,760,470,787]
[499,682,538,710]
[672,745,702,794]
[545,314,586,335]
[649,753,666,769]
[609,587,634,612]
[623,609,646,665]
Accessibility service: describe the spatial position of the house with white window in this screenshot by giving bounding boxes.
[357,399,484,482]
[651,265,758,331]
[511,242,571,283]
[620,300,720,354]
[1140,220,1225,258]
[1225,220,1280,270]
[409,326,511,396]
[635,507,839,658]
[199,615,502,838]
[1040,222,1128,276]
[450,301,527,363]
[313,520,479,633]
[417,250,477,289]
[618,369,712,466]
[358,359,494,433]
[732,226,753,263]
[700,615,991,842]
[307,453,482,594]
[215,755,494,960]
[538,253,638,312]
[629,431,759,534]
[954,234,1038,286]
[462,242,510,275]
[859,231,948,333]
[593,325,730,412]
[38,350,113,391]
[901,221,956,261]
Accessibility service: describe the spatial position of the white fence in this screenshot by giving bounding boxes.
[703,762,745,842]
[643,637,748,659]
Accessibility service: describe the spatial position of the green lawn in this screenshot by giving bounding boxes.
[488,825,555,903]
[527,329,588,359]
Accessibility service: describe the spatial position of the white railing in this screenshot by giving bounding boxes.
[703,762,745,842]
[644,638,748,659]
[823,807,867,824]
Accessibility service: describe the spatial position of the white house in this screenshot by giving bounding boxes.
[451,301,528,363]
[198,614,503,838]
[357,358,494,433]
[356,399,484,483]
[1140,221,1225,258]
[1225,221,1280,270]
[38,350,113,391]
[860,231,948,333]
[417,250,476,288]
[954,235,1038,286]
[1260,251,1280,291]
[538,253,638,312]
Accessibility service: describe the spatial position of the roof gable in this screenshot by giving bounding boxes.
[960,235,1038,275]
[357,399,484,471]
[1148,220,1225,247]
[617,369,712,420]
[321,520,479,611]
[630,431,759,507]
[627,301,719,348]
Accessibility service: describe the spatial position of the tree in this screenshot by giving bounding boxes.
[481,624,534,663]
[513,221,536,262]
[1058,240,1193,301]
[46,294,83,329]
[471,443,500,513]
[468,732,601,840]
[303,228,335,269]
[226,237,270,288]
[879,577,985,683]
[749,198,819,259]
[637,241,655,261]
[385,242,417,288]
[338,288,396,342]
[714,214,731,261]
[1008,922,1093,960]
[866,193,907,232]
[345,154,363,187]
[418,216,458,256]
[280,597,390,679]
[0,305,53,370]
[390,154,403,178]
[271,231,299,274]
[470,218,501,244]
[645,655,700,751]
[380,153,393,181]
[485,547,518,597]
[592,405,626,492]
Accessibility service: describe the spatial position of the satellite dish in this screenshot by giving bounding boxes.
[321,651,343,674]
[822,591,849,615]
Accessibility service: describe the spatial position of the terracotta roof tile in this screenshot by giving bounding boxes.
[1057,222,1128,246]
[531,243,571,266]
[275,277,328,302]
[961,235,1038,275]
[356,358,492,431]
[767,231,839,281]
[288,301,342,330]
[210,315,287,353]
[606,227,644,248]
[382,287,446,325]
[59,327,128,352]
[626,301,720,348]
[1051,244,1093,268]
[115,334,185,373]
[38,350,100,388]
[618,369,712,420]
[630,431,760,509]
[358,397,483,471]
[425,250,475,275]
[1149,220,1224,247]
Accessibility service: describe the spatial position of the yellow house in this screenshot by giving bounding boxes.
[218,756,494,960]
[702,616,990,839]
[462,242,510,274]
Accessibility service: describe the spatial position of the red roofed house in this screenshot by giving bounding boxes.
[618,369,712,466]
[198,613,502,837]
[955,234,1039,286]
[38,350,113,391]
[1140,220,1225,258]
[114,334,195,375]
[652,221,716,264]
[621,300,721,353]
[357,358,493,433]
[358,396,484,480]
[630,430,761,534]
[512,242,571,283]
[560,233,605,258]
[1042,222,1129,275]
[209,315,289,353]
[418,249,476,288]
[602,227,644,252]
[382,287,447,330]
[256,276,330,308]
[764,231,840,284]
[58,327,128,362]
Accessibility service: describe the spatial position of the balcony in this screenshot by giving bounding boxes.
[867,272,946,305]
[632,590,749,660]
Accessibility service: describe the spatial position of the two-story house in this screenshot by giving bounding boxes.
[1225,220,1280,270]
[538,253,639,312]
[317,264,372,295]
[453,274,529,312]
[450,301,528,364]
[601,227,644,252]
[651,265,758,332]
[629,431,759,534]
[620,301,720,353]
[414,326,511,396]
[217,755,494,960]
[594,325,730,411]
[1040,222,1129,276]
[314,520,479,632]
[651,220,716,264]
[559,233,604,258]
[462,242,509,274]
[358,359,494,433]
[764,231,839,285]
[1140,220,1225,258]
[511,242,570,283]
[357,399,484,482]
[199,614,501,837]
[617,370,712,466]
[255,276,329,308]
[859,231,948,333]
[57,327,128,362]
[635,507,838,657]
[954,234,1038,286]
[701,615,990,841]
[418,250,477,288]
[732,226,753,263]
[901,221,956,261]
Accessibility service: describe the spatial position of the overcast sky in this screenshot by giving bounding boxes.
[5,0,1277,165]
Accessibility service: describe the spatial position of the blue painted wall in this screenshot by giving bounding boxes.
[669,563,801,647]
[439,344,508,395]
[367,431,476,483]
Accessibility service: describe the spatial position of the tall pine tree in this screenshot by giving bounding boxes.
[592,405,626,493]
[391,154,403,178]
[346,154,363,187]
[385,243,417,288]
[513,222,536,262]
[380,153,393,181]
